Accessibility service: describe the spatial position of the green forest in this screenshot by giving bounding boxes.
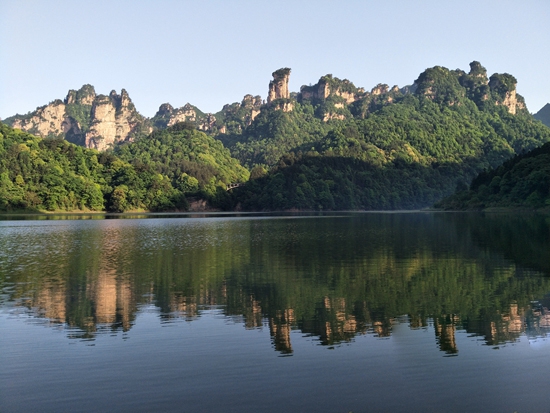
[437,141,550,209]
[1,61,550,212]
[0,122,247,212]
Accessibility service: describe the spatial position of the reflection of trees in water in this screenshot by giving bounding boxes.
[2,213,550,354]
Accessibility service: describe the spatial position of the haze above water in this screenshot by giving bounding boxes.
[1,212,550,412]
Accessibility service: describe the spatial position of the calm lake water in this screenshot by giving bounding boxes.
[1,212,550,412]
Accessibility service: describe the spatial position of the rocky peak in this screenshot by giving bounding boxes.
[468,61,488,82]
[105,89,132,109]
[120,89,131,107]
[371,84,389,96]
[181,103,196,112]
[267,68,291,103]
[7,85,98,146]
[65,93,75,105]
[151,102,204,130]
[211,94,265,134]
[414,66,466,106]
[456,62,490,106]
[85,89,150,151]
[156,103,174,116]
[489,73,525,114]
[64,84,96,105]
[7,85,146,150]
[240,95,262,125]
[299,74,360,104]
[9,100,68,138]
[241,94,262,109]
[300,82,325,101]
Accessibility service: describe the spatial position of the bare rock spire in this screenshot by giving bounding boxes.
[267,68,291,103]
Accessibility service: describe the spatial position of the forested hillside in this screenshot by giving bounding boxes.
[0,122,247,212]
[113,122,249,209]
[436,141,550,210]
[226,63,550,210]
[3,61,550,212]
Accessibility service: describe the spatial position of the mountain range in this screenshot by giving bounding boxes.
[2,61,550,212]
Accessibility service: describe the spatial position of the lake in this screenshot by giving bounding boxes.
[1,212,550,412]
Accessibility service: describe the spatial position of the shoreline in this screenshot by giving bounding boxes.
[1,207,549,220]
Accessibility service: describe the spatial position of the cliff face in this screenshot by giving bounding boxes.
[152,103,204,129]
[5,85,150,150]
[11,100,68,137]
[498,89,520,115]
[7,85,96,141]
[8,84,96,138]
[85,89,151,151]
[489,73,526,115]
[197,113,218,132]
[169,103,199,126]
[299,75,363,104]
[299,74,366,121]
[241,94,262,124]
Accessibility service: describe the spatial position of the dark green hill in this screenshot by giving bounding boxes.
[113,122,249,207]
[436,141,550,210]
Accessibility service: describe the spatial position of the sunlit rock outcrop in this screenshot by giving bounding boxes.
[489,73,526,114]
[267,68,291,103]
[85,89,151,151]
[11,100,68,137]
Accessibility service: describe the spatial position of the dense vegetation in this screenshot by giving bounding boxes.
[2,61,550,212]
[235,151,464,210]
[0,122,174,212]
[224,63,550,210]
[0,122,247,212]
[436,141,550,210]
[64,84,95,131]
[114,122,249,209]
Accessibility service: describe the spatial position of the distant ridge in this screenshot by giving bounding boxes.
[3,61,533,151]
[534,103,550,127]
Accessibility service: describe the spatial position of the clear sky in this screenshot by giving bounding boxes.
[1,0,548,120]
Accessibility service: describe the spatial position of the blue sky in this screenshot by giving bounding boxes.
[1,0,549,119]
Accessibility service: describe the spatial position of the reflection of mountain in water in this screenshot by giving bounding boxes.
[1,213,550,354]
